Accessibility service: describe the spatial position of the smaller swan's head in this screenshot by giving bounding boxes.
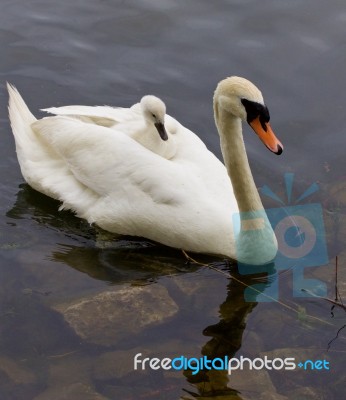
[140,95,168,141]
[214,76,283,155]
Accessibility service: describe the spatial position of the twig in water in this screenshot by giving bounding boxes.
[335,255,338,302]
[330,256,345,317]
[327,324,346,351]
[301,289,346,312]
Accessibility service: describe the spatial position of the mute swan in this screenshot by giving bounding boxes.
[42,95,179,159]
[7,77,283,264]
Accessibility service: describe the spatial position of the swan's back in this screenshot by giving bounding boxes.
[42,103,142,128]
[43,99,181,159]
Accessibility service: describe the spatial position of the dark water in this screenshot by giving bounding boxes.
[1,0,346,399]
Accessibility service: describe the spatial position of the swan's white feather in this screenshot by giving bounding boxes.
[42,104,141,126]
[44,101,181,159]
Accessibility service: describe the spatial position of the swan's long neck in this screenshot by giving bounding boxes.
[214,101,263,213]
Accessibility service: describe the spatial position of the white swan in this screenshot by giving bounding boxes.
[43,95,179,160]
[7,77,283,264]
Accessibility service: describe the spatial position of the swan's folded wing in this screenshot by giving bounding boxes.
[41,105,141,128]
[29,116,236,248]
[31,116,186,205]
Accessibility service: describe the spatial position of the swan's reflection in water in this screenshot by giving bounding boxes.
[183,265,275,399]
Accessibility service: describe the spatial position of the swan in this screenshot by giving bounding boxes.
[7,77,283,264]
[42,95,179,160]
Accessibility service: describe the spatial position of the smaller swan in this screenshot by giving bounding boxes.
[43,95,178,159]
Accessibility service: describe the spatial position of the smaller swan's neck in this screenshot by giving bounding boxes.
[214,101,263,213]
[131,121,177,160]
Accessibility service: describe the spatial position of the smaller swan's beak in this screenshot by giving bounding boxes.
[154,122,169,141]
[249,116,283,155]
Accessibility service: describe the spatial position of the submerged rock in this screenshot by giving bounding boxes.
[286,386,332,400]
[228,367,277,397]
[93,348,150,381]
[257,392,288,400]
[53,284,178,346]
[93,339,200,382]
[0,356,36,384]
[33,382,109,400]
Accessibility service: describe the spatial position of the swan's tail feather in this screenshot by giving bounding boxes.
[7,83,51,194]
[7,83,37,150]
[7,84,100,210]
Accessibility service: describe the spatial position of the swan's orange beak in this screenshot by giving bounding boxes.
[250,116,283,155]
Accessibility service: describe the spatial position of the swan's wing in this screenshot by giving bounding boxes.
[42,104,142,128]
[30,115,237,255]
[31,116,186,205]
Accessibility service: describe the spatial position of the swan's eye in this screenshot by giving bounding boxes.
[259,109,270,131]
[241,99,270,130]
[152,113,156,119]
